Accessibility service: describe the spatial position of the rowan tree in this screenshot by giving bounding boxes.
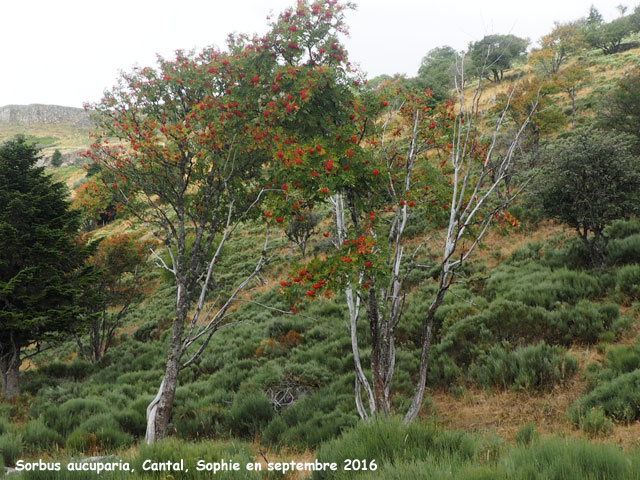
[0,136,87,398]
[87,0,358,443]
[274,54,534,421]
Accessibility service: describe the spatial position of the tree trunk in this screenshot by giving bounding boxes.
[0,350,20,399]
[367,288,394,415]
[404,286,448,423]
[145,286,188,444]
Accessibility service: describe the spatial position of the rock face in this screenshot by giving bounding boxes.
[0,104,90,127]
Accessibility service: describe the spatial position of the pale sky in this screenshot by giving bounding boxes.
[0,0,623,108]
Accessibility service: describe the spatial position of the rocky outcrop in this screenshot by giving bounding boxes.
[0,104,91,127]
[39,151,86,168]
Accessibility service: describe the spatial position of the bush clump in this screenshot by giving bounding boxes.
[229,392,274,438]
[65,414,132,453]
[469,342,578,391]
[22,418,61,452]
[571,369,640,424]
[616,264,640,300]
[0,432,22,467]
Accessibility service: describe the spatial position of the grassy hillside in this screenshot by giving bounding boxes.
[2,14,640,480]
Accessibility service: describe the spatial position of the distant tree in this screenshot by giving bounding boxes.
[496,77,566,162]
[586,5,604,25]
[529,23,586,76]
[416,46,461,98]
[584,14,638,54]
[285,212,319,257]
[537,130,640,267]
[469,34,528,82]
[50,149,63,167]
[0,136,86,398]
[555,64,591,127]
[597,66,640,144]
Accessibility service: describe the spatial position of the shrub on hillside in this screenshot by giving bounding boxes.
[0,433,22,467]
[606,234,640,266]
[65,414,132,453]
[229,393,274,438]
[22,418,61,453]
[44,398,110,437]
[616,264,640,300]
[571,369,640,424]
[604,219,640,240]
[313,418,477,480]
[468,342,577,391]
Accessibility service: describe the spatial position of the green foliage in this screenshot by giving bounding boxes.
[313,418,475,480]
[469,34,528,82]
[0,432,22,467]
[50,149,62,167]
[0,135,88,396]
[579,407,614,437]
[131,438,259,480]
[22,418,61,452]
[416,45,461,99]
[616,264,640,300]
[536,129,640,266]
[514,422,538,446]
[598,67,640,146]
[604,219,640,240]
[468,342,577,391]
[584,13,638,54]
[65,414,132,453]
[505,437,632,480]
[606,234,640,266]
[44,398,110,437]
[571,369,640,423]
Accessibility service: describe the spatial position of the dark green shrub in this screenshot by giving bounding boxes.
[65,414,132,452]
[546,300,619,344]
[505,437,631,480]
[542,238,592,270]
[65,359,95,380]
[604,344,640,376]
[131,438,260,480]
[616,264,640,300]
[0,432,22,467]
[114,408,146,437]
[313,418,477,480]
[133,319,158,342]
[229,392,274,438]
[607,234,640,266]
[604,219,640,240]
[44,398,110,437]
[571,369,640,423]
[22,418,61,452]
[469,342,577,391]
